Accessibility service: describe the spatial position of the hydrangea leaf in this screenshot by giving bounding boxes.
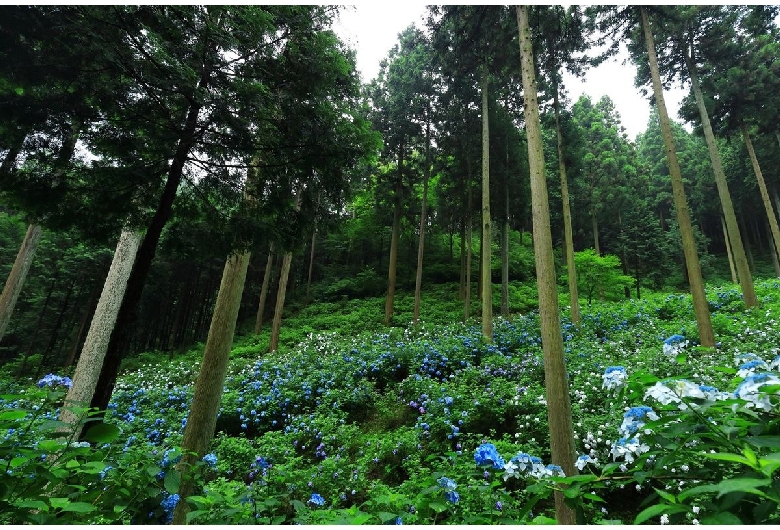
[83,423,120,444]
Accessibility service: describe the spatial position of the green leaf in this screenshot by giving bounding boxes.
[15,499,49,512]
[14,87,24,96]
[597,519,624,525]
[377,511,398,523]
[702,452,752,466]
[428,501,448,512]
[633,503,688,525]
[0,409,28,421]
[679,477,771,501]
[59,501,97,513]
[746,436,780,448]
[83,423,120,444]
[164,469,181,494]
[65,459,81,469]
[653,487,677,504]
[349,513,374,524]
[9,456,29,467]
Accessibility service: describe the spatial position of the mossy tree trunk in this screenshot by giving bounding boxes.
[480,66,493,341]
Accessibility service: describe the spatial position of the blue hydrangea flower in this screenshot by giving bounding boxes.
[474,443,505,469]
[202,453,217,467]
[602,366,628,390]
[308,493,325,506]
[662,335,687,357]
[574,454,596,471]
[734,373,780,411]
[444,490,460,504]
[37,374,73,389]
[619,406,659,437]
[737,359,769,378]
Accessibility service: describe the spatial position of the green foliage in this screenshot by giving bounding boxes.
[564,249,634,304]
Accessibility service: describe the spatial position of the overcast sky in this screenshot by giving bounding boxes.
[334,4,689,142]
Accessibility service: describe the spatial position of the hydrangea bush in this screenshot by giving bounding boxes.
[2,279,780,523]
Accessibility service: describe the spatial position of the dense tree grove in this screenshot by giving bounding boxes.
[1,5,780,525]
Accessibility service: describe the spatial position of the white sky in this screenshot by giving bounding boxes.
[334,4,688,142]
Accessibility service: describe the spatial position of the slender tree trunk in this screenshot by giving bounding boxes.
[464,182,473,322]
[305,229,317,306]
[37,278,76,378]
[501,175,510,317]
[18,270,59,378]
[739,212,756,273]
[59,229,141,433]
[413,118,431,326]
[254,244,274,334]
[172,250,251,525]
[90,100,203,414]
[385,143,403,326]
[742,122,780,266]
[480,67,493,341]
[722,215,738,284]
[0,223,43,344]
[591,209,600,256]
[555,87,580,325]
[767,219,780,277]
[517,7,577,524]
[641,7,714,347]
[269,251,293,352]
[684,42,756,306]
[459,218,466,300]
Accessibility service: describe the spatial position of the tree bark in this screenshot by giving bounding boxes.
[172,250,251,525]
[305,229,317,306]
[269,251,293,352]
[0,223,43,344]
[738,212,756,273]
[555,87,580,325]
[591,209,600,256]
[641,7,714,347]
[60,229,141,433]
[90,99,203,414]
[459,218,466,300]
[480,67,493,341]
[413,117,431,325]
[767,219,780,277]
[517,6,577,524]
[684,40,756,307]
[464,180,473,322]
[501,175,510,317]
[742,122,780,267]
[722,215,738,284]
[385,142,403,326]
[254,244,274,334]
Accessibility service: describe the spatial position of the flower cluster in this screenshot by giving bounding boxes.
[474,443,505,469]
[619,406,658,437]
[662,334,687,358]
[602,366,628,391]
[37,374,73,389]
[734,373,780,411]
[437,476,459,503]
[308,493,325,506]
[609,436,650,463]
[574,454,597,471]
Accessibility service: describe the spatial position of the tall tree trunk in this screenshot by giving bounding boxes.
[767,219,780,277]
[413,117,431,325]
[269,251,293,352]
[60,229,141,433]
[90,100,203,414]
[742,122,780,266]
[641,7,714,347]
[459,218,466,300]
[739,212,756,273]
[501,173,510,317]
[0,223,43,344]
[591,209,600,256]
[172,250,251,525]
[305,229,316,306]
[37,278,76,378]
[684,41,756,307]
[254,244,275,334]
[517,7,577,524]
[17,270,59,378]
[464,181,473,322]
[385,142,403,326]
[722,215,738,284]
[555,86,580,325]
[480,67,493,341]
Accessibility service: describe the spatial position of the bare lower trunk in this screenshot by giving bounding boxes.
[269,251,293,352]
[480,67,493,341]
[414,119,431,325]
[464,184,473,322]
[642,7,714,347]
[385,150,403,326]
[684,42,755,306]
[518,6,577,524]
[555,87,580,325]
[59,229,141,434]
[172,250,251,525]
[722,216,737,284]
[768,219,780,277]
[306,230,316,306]
[742,122,780,267]
[254,244,274,334]
[0,223,43,343]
